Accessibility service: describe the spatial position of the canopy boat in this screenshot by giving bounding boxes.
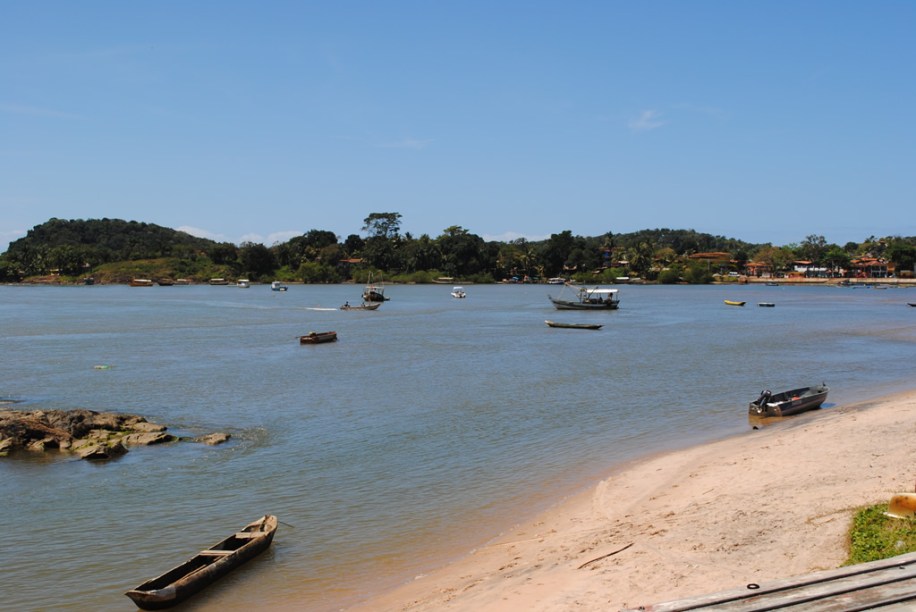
[362,275,389,302]
[300,331,337,344]
[236,279,250,288]
[125,515,278,610]
[270,280,288,292]
[548,285,619,310]
[341,301,381,311]
[749,383,829,417]
[545,320,603,330]
[724,300,746,306]
[451,286,467,298]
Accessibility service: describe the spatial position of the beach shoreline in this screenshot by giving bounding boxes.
[347,389,916,611]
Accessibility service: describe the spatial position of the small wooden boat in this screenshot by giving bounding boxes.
[340,301,381,311]
[299,331,337,344]
[209,278,229,286]
[758,302,775,307]
[125,515,277,610]
[724,300,745,306]
[748,383,829,417]
[545,320,603,330]
[130,278,154,287]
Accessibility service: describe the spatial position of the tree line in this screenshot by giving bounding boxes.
[1,214,914,284]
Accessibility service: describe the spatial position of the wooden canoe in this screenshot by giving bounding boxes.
[299,331,338,344]
[545,320,603,330]
[125,515,278,610]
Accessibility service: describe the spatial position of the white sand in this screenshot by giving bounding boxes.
[350,390,916,611]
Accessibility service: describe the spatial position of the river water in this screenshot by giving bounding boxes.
[1,282,914,611]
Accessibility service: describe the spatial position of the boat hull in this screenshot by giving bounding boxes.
[545,320,603,330]
[300,332,337,344]
[549,298,619,310]
[749,384,829,417]
[125,515,277,610]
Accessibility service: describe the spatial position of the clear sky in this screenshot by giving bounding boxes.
[2,1,914,254]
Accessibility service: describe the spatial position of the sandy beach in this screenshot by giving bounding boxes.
[350,390,916,611]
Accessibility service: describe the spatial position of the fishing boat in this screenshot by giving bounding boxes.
[270,281,288,292]
[362,274,389,302]
[545,320,603,330]
[724,300,746,306]
[125,515,278,610]
[299,331,337,344]
[548,284,620,310]
[748,383,829,417]
[451,286,467,298]
[340,301,381,311]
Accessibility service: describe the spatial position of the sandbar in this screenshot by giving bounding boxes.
[350,389,916,611]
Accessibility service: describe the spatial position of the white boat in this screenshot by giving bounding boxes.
[451,286,466,298]
[362,274,388,302]
[237,279,250,288]
[270,281,288,292]
[548,284,620,310]
[547,277,566,285]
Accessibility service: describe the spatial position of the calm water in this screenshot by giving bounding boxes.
[1,283,914,611]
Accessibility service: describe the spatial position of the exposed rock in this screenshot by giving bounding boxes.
[195,432,232,446]
[0,409,224,461]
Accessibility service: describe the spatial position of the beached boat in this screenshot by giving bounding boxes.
[362,275,389,302]
[340,301,381,311]
[271,281,288,292]
[724,300,746,306]
[451,286,467,298]
[130,279,154,287]
[156,279,174,286]
[299,331,337,344]
[209,278,229,286]
[545,320,603,330]
[125,515,278,610]
[748,383,829,417]
[548,284,620,310]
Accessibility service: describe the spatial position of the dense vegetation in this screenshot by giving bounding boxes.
[1,214,914,284]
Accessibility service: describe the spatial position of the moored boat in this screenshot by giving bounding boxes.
[545,320,603,330]
[125,515,278,610]
[548,284,619,310]
[748,383,829,417]
[299,331,337,344]
[209,278,229,286]
[129,278,154,287]
[724,300,745,306]
[362,274,389,302]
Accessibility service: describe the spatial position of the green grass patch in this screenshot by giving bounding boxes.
[846,503,916,565]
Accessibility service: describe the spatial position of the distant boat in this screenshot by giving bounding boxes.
[299,331,338,344]
[724,300,746,306]
[157,279,174,286]
[545,320,603,330]
[341,301,381,311]
[749,383,829,417]
[362,274,389,302]
[174,278,191,285]
[758,302,775,307]
[271,281,288,292]
[236,279,250,288]
[549,284,620,310]
[129,279,154,287]
[209,278,229,286]
[125,515,278,610]
[908,303,916,307]
[451,286,467,298]
[547,277,566,285]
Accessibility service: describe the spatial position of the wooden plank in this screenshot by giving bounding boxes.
[624,552,916,611]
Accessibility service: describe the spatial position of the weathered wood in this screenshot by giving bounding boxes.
[624,552,916,611]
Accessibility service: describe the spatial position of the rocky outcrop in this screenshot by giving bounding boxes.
[0,409,230,460]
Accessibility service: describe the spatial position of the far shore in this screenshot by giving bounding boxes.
[348,389,916,612]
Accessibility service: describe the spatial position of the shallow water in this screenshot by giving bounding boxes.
[1,283,914,611]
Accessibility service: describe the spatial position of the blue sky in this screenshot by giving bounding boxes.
[2,1,914,254]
